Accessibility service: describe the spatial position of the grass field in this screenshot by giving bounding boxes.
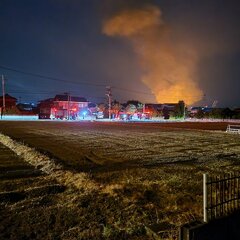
[0,121,240,239]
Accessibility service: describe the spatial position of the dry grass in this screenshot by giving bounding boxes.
[0,133,61,174]
[0,132,101,194]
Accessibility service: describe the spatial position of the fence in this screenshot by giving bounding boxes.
[180,173,240,240]
[226,125,240,134]
[203,173,240,223]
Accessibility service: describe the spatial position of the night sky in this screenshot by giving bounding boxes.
[0,0,240,107]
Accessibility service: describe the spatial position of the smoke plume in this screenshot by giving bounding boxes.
[102,5,203,104]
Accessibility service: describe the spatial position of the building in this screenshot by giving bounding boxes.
[145,101,185,119]
[0,94,17,109]
[38,98,54,119]
[17,103,36,111]
[38,94,88,120]
[0,94,19,117]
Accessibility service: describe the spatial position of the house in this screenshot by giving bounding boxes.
[0,94,17,108]
[0,94,20,116]
[38,94,88,120]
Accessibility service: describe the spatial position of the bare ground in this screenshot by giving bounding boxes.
[0,121,240,239]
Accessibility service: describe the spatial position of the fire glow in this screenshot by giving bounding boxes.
[103,5,203,105]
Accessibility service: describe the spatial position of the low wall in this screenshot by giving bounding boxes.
[0,115,38,120]
[180,211,240,240]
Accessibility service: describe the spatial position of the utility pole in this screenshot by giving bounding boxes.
[64,92,70,120]
[2,75,5,108]
[1,75,5,119]
[67,93,70,120]
[106,86,112,120]
[183,101,186,120]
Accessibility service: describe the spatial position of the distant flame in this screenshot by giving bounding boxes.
[103,5,203,104]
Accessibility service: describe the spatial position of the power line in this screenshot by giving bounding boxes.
[0,65,106,87]
[8,89,105,97]
[0,64,155,96]
[0,64,206,100]
[112,86,153,95]
[8,90,105,100]
[8,88,205,98]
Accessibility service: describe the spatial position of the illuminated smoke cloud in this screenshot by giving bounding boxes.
[102,5,203,104]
